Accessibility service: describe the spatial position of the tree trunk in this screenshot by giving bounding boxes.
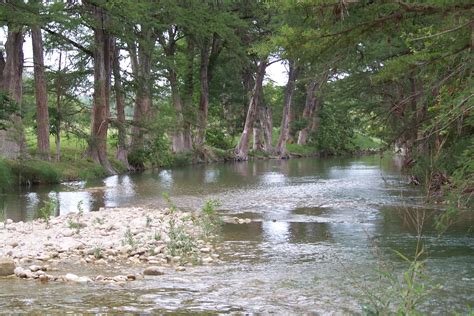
[261,105,273,153]
[181,39,195,150]
[252,126,264,152]
[55,52,63,162]
[276,59,298,157]
[0,28,27,160]
[169,68,187,152]
[112,40,130,169]
[130,41,152,152]
[32,26,50,160]
[234,58,267,161]
[87,3,115,174]
[195,44,210,147]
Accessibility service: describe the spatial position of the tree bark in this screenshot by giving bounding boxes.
[32,25,50,160]
[87,2,115,174]
[234,58,267,161]
[181,38,195,150]
[111,40,130,169]
[261,105,273,153]
[0,27,27,160]
[252,126,264,152]
[55,52,62,162]
[297,71,328,145]
[129,37,153,153]
[169,68,187,152]
[195,45,210,147]
[276,59,299,157]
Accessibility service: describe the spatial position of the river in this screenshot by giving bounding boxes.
[0,155,473,313]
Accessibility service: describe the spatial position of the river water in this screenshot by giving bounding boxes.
[0,156,473,313]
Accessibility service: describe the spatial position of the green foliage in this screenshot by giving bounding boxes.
[0,159,13,191]
[198,199,222,239]
[167,217,196,258]
[122,227,136,248]
[312,103,355,155]
[0,92,19,130]
[162,192,178,214]
[205,126,234,150]
[93,245,103,259]
[37,196,57,227]
[9,160,61,184]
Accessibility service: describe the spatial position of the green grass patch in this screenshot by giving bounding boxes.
[286,143,318,155]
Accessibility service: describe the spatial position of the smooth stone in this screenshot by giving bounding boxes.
[112,275,128,282]
[126,274,136,281]
[176,267,186,272]
[28,265,45,272]
[62,229,75,237]
[143,266,165,276]
[0,256,16,276]
[199,247,211,253]
[202,257,213,264]
[5,219,13,225]
[65,273,79,282]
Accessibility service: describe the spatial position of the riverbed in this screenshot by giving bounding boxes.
[0,155,473,313]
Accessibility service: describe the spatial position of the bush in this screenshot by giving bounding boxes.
[0,159,13,191]
[9,159,61,184]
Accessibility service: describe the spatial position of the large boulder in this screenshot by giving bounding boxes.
[0,257,16,276]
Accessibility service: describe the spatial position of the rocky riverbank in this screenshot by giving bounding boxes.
[0,206,220,284]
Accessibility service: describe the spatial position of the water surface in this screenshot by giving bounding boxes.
[0,156,472,313]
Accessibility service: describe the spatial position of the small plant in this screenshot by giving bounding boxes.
[167,218,196,257]
[37,197,57,227]
[198,199,222,239]
[93,217,105,225]
[162,192,178,214]
[202,199,220,216]
[93,245,103,259]
[154,230,162,241]
[122,227,136,247]
[67,219,81,231]
[146,215,152,227]
[76,200,84,216]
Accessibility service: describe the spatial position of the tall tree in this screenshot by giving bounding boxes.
[0,25,27,160]
[31,8,50,160]
[234,58,267,160]
[275,59,298,156]
[85,1,115,174]
[111,40,129,169]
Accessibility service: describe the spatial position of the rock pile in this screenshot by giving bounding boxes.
[0,207,220,283]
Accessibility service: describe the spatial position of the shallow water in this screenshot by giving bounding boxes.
[0,156,473,313]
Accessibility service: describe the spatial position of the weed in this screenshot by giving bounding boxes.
[77,200,84,216]
[162,192,178,213]
[154,230,162,241]
[37,197,57,227]
[122,227,136,247]
[67,219,81,231]
[93,245,103,259]
[167,218,196,257]
[93,217,105,225]
[198,199,222,239]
